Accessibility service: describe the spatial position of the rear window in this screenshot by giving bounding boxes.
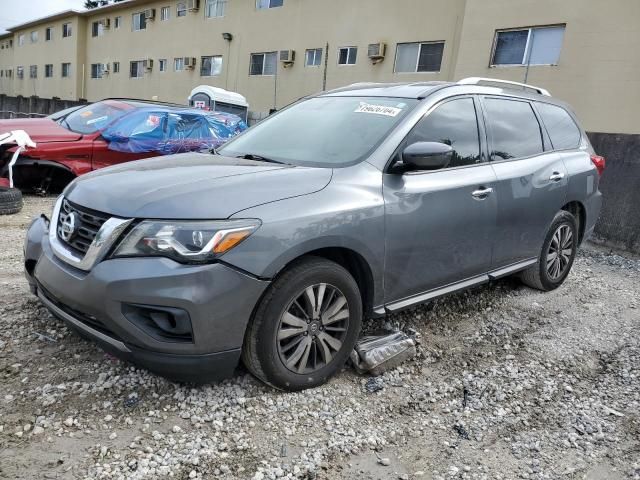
[483,98,543,161]
[536,102,581,150]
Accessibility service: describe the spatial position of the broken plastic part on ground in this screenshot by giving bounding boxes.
[350,331,417,376]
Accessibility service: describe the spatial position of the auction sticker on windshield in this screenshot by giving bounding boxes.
[354,102,402,117]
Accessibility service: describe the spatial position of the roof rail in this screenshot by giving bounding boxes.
[457,77,551,96]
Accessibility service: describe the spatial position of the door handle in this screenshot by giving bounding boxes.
[471,187,493,199]
[549,171,565,182]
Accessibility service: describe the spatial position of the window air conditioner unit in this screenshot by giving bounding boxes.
[187,0,200,11]
[101,63,110,74]
[279,49,295,64]
[102,18,111,29]
[368,42,386,61]
[144,59,154,70]
[184,57,196,69]
[144,8,156,20]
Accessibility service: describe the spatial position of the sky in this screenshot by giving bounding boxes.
[0,0,86,33]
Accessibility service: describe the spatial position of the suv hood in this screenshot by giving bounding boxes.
[0,118,82,143]
[64,153,332,219]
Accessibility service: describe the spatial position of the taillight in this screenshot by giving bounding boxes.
[591,155,605,176]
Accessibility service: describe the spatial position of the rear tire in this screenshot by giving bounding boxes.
[242,257,362,391]
[0,187,23,215]
[520,210,578,291]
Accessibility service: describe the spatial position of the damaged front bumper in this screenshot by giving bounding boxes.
[24,215,270,383]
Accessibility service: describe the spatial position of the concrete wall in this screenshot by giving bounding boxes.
[588,132,640,253]
[0,94,86,118]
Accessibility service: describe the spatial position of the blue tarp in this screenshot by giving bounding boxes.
[101,108,247,155]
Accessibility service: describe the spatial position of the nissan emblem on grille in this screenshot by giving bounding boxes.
[59,211,78,242]
[57,199,110,255]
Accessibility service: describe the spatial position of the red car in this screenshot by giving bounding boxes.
[0,99,247,193]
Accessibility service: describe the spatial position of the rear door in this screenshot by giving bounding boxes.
[480,96,568,267]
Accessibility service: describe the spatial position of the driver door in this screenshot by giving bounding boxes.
[383,96,498,309]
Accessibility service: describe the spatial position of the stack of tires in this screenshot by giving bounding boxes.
[0,187,23,215]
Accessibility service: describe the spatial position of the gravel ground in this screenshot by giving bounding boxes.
[1,196,639,480]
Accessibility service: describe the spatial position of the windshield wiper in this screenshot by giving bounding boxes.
[235,153,286,165]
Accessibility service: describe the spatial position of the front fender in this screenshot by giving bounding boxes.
[224,163,386,307]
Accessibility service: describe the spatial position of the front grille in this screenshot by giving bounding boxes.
[57,199,110,255]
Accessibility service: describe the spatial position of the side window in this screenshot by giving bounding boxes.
[406,98,481,168]
[483,98,543,160]
[536,102,581,150]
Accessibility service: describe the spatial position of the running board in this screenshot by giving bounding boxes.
[382,258,537,314]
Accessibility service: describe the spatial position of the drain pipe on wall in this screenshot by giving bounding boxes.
[322,42,329,91]
[81,64,86,100]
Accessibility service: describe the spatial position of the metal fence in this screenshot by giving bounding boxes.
[0,111,48,119]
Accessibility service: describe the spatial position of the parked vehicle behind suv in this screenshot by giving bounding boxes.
[0,99,247,193]
[24,78,604,391]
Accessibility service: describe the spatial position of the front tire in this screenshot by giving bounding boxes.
[242,257,362,391]
[520,210,578,291]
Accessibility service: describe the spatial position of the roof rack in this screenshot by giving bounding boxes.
[457,77,551,96]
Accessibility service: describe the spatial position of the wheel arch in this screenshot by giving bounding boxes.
[561,200,586,245]
[265,244,379,318]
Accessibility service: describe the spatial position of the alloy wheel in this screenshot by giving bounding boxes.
[546,224,573,280]
[277,283,349,374]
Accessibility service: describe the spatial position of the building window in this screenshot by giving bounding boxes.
[177,2,187,16]
[92,21,105,37]
[395,41,444,73]
[17,66,24,79]
[62,23,72,37]
[205,0,226,17]
[114,16,122,28]
[256,0,283,9]
[491,25,565,66]
[113,61,120,73]
[159,59,168,71]
[200,55,223,76]
[61,63,71,77]
[29,65,37,78]
[250,52,277,75]
[91,63,104,79]
[45,64,53,77]
[130,60,144,78]
[45,27,53,41]
[174,57,185,71]
[30,31,38,43]
[18,34,25,46]
[337,46,357,65]
[132,12,147,31]
[161,6,170,20]
[305,48,323,67]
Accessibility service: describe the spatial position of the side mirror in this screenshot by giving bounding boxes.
[402,141,453,170]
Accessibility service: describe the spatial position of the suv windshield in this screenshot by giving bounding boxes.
[61,100,135,134]
[218,96,418,167]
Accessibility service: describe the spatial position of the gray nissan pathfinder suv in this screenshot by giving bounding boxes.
[24,78,604,391]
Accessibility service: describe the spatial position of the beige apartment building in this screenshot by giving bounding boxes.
[0,0,639,134]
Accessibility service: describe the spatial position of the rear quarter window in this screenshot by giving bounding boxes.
[483,98,544,161]
[536,102,581,150]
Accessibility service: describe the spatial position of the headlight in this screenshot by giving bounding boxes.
[111,219,260,263]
